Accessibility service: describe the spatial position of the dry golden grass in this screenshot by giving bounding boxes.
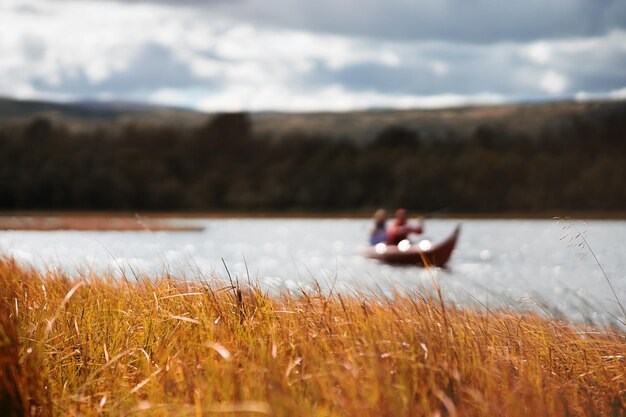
[0,258,624,416]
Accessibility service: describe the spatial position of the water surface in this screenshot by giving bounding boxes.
[2,218,624,324]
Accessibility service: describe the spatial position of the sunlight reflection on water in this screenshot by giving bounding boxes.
[1,218,624,324]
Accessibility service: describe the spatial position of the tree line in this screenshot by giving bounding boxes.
[0,108,624,213]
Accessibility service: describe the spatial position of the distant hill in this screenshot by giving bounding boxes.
[251,100,626,142]
[0,97,208,129]
[1,96,625,142]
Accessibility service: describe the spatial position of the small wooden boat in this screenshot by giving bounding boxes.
[362,224,461,267]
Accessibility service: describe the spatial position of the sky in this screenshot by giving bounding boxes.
[1,0,626,112]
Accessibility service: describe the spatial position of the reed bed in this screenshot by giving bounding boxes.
[0,258,624,416]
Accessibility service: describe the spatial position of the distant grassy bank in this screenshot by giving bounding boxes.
[2,209,626,228]
[1,259,624,416]
[0,213,204,231]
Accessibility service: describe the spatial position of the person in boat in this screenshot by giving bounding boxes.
[369,208,388,245]
[386,208,424,245]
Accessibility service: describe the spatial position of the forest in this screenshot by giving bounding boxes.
[0,104,624,213]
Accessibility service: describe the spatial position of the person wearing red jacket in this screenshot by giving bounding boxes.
[386,208,424,245]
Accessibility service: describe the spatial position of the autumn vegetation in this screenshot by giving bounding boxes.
[0,258,624,416]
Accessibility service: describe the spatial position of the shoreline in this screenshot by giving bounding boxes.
[1,210,624,231]
[0,214,205,231]
[2,209,626,221]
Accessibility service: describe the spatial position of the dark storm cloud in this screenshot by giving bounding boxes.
[87,0,626,42]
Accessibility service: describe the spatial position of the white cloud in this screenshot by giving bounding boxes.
[188,58,222,79]
[576,86,626,101]
[197,84,505,113]
[540,70,568,94]
[0,0,624,111]
[609,87,626,99]
[430,61,449,77]
[148,88,187,107]
[524,42,552,65]
[0,0,166,91]
[379,51,401,67]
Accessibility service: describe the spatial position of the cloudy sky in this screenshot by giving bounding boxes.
[1,0,626,111]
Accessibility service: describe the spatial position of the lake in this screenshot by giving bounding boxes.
[1,218,624,325]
